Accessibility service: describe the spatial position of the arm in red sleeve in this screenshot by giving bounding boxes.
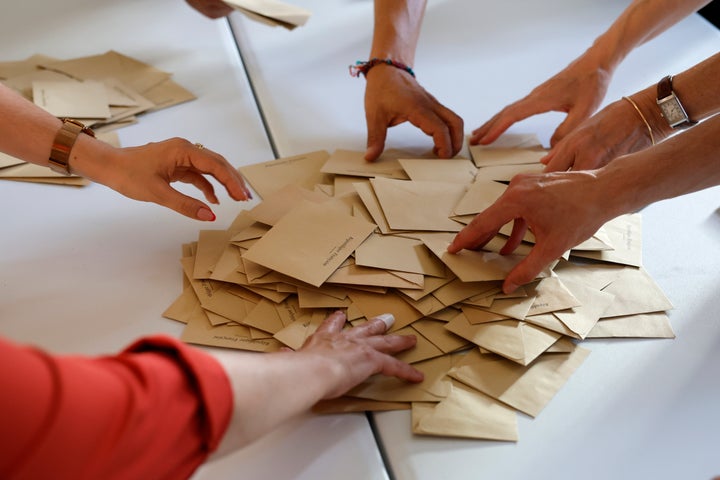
[0,335,233,480]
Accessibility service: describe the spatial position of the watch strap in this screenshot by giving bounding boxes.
[48,118,95,175]
[656,75,697,128]
[657,75,673,100]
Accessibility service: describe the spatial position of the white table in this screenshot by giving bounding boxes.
[230,1,720,479]
[0,1,388,479]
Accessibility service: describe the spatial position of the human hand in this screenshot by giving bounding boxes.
[447,170,608,293]
[540,97,655,172]
[364,64,463,162]
[297,310,424,399]
[470,50,612,149]
[185,0,234,19]
[76,137,252,221]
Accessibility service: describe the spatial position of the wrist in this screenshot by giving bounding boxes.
[68,133,121,185]
[627,89,675,142]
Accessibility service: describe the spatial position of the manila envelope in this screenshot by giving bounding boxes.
[412,380,518,441]
[432,277,501,306]
[394,326,446,364]
[600,266,673,318]
[448,345,590,418]
[550,278,615,338]
[473,163,544,182]
[585,311,675,338]
[398,270,455,301]
[347,290,424,332]
[224,0,312,30]
[163,286,205,324]
[353,180,400,234]
[445,313,562,365]
[461,306,511,325]
[243,200,375,287]
[371,177,466,232]
[193,230,231,279]
[398,158,477,184]
[313,397,409,414]
[297,286,351,309]
[470,132,542,150]
[399,292,449,317]
[326,260,422,290]
[248,183,329,226]
[525,275,581,317]
[411,318,470,353]
[334,175,368,197]
[181,309,282,352]
[469,146,547,167]
[241,298,287,334]
[348,353,461,402]
[355,233,445,277]
[453,179,508,216]
[320,149,410,179]
[571,213,643,267]
[422,234,529,283]
[273,310,328,350]
[239,150,332,199]
[32,80,111,119]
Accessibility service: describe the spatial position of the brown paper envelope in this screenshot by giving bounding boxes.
[453,179,508,216]
[422,235,528,282]
[480,234,534,256]
[273,310,327,350]
[0,152,25,169]
[163,286,203,324]
[473,163,544,182]
[484,294,537,321]
[239,150,331,199]
[181,309,282,352]
[554,259,623,291]
[321,149,409,179]
[241,284,291,303]
[0,176,89,187]
[573,226,614,251]
[334,175,368,196]
[469,147,547,167]
[448,346,589,418]
[313,397,409,414]
[545,336,577,353]
[412,380,518,441]
[371,177,466,232]
[209,244,248,284]
[0,54,57,78]
[398,158,477,184]
[399,292,449,317]
[585,311,675,338]
[571,213,642,267]
[32,79,111,118]
[461,305,511,325]
[427,306,462,322]
[526,276,581,316]
[230,223,270,244]
[248,183,329,226]
[469,132,542,158]
[445,313,561,365]
[3,69,74,99]
[355,233,445,277]
[522,313,574,337]
[394,326,446,364]
[353,180,401,234]
[326,261,422,290]
[412,318,470,353]
[347,290,424,332]
[297,287,352,309]
[224,0,312,29]
[386,270,424,288]
[41,50,171,95]
[243,200,375,287]
[600,267,673,317]
[397,270,455,301]
[550,279,615,338]
[349,353,460,402]
[193,230,231,279]
[432,277,500,306]
[241,298,285,334]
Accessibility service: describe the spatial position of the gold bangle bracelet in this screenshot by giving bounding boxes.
[622,96,655,146]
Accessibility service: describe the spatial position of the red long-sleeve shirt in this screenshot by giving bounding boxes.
[0,335,233,479]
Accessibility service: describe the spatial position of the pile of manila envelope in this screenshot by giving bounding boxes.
[0,50,195,186]
[164,134,675,441]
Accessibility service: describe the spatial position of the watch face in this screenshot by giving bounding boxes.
[658,95,688,127]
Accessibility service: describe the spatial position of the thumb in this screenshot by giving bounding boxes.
[365,118,388,162]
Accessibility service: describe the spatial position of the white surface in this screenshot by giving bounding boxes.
[0,1,388,479]
[231,1,720,479]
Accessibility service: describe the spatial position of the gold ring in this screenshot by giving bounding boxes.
[194,143,204,150]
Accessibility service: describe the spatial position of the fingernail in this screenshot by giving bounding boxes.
[197,207,216,221]
[504,282,518,294]
[376,313,395,330]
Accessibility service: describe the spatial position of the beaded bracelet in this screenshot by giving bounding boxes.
[349,58,415,78]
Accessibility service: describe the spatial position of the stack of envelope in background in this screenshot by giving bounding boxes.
[0,50,195,186]
[164,134,675,441]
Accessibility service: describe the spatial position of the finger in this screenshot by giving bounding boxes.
[315,310,348,335]
[448,202,514,253]
[374,354,424,383]
[436,106,465,157]
[407,111,453,158]
[364,332,417,355]
[365,113,389,162]
[147,180,217,221]
[503,244,557,294]
[189,147,251,201]
[499,218,528,255]
[178,171,218,204]
[549,109,588,147]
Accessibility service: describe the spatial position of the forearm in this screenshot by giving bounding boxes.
[210,350,339,457]
[587,0,710,72]
[599,113,720,216]
[370,0,427,65]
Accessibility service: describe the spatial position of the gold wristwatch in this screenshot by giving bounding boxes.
[48,118,95,175]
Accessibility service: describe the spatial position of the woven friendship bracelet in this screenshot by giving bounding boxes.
[349,58,415,78]
[622,96,656,146]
